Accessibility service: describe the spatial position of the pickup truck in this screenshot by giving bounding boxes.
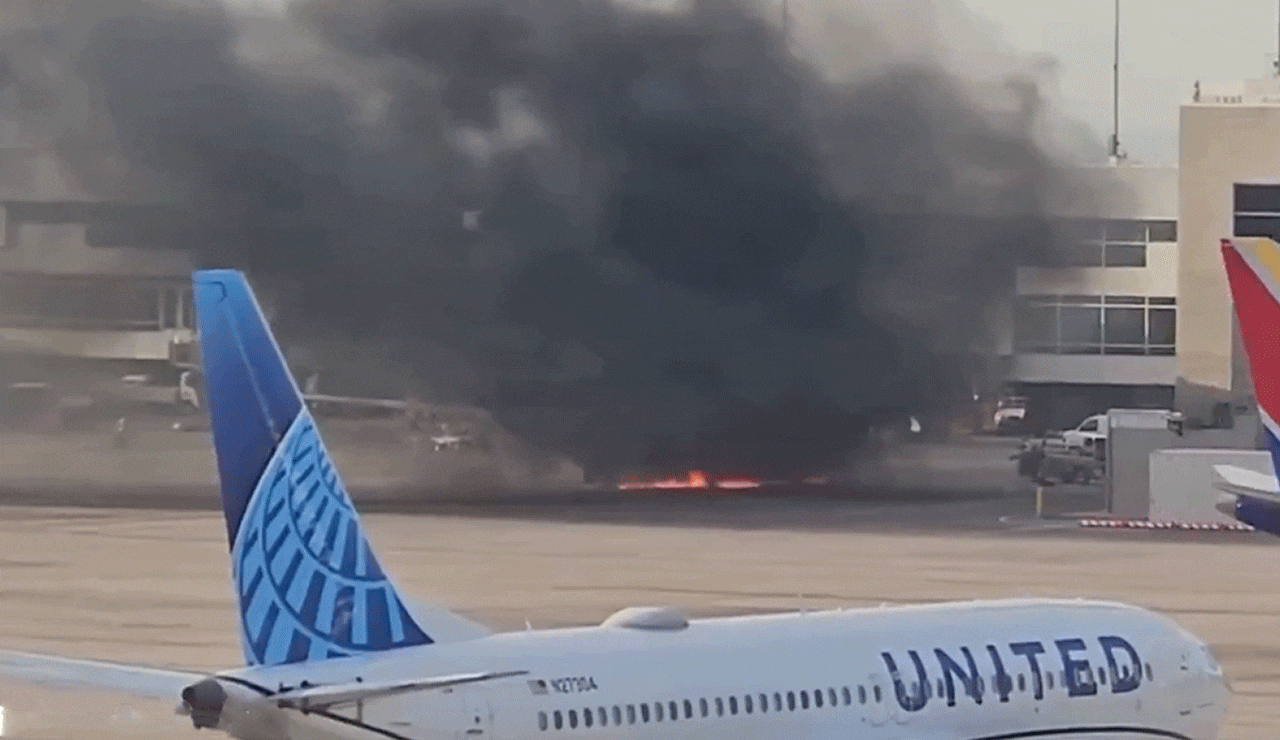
[1060,414,1106,454]
[1057,409,1183,454]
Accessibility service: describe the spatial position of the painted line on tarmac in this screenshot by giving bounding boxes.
[997,514,1078,532]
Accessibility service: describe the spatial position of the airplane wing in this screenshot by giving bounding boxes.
[0,648,206,701]
[273,669,529,711]
[302,393,409,410]
[1212,464,1280,500]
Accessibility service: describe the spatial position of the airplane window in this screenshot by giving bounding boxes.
[759,693,769,712]
[1145,663,1153,681]
[814,689,823,708]
[658,702,667,722]
[937,678,944,697]
[787,691,796,711]
[626,705,635,724]
[598,707,607,726]
[684,699,693,719]
[773,692,782,711]
[828,688,838,706]
[640,704,650,723]
[538,712,548,731]
[800,691,810,709]
[669,701,678,719]
[858,686,867,704]
[976,676,984,694]
[699,698,708,717]
[612,706,622,726]
[744,694,753,713]
[729,696,738,715]
[554,711,563,730]
[1098,667,1107,685]
[1046,671,1054,689]
[873,685,882,703]
[568,710,578,729]
[715,697,724,716]
[841,687,851,705]
[584,708,593,728]
[1017,674,1025,692]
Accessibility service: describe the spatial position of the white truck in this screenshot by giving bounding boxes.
[1060,414,1107,454]
[1058,409,1183,455]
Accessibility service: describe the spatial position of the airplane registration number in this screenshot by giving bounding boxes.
[550,677,598,693]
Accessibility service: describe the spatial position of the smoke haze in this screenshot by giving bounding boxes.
[7,0,1103,478]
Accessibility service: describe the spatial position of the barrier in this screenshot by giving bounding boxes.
[1078,518,1254,532]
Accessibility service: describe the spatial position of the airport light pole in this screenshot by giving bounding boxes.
[1108,0,1123,161]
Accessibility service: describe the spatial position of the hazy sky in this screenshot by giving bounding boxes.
[960,0,1280,164]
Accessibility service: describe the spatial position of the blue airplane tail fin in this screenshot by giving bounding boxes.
[194,269,454,666]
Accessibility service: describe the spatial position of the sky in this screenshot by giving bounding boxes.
[958,0,1280,164]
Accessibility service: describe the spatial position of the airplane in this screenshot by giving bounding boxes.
[1213,237,1280,536]
[0,269,1230,740]
[429,423,481,452]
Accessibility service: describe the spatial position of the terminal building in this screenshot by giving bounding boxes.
[1000,75,1280,433]
[0,0,1273,440]
[0,3,197,425]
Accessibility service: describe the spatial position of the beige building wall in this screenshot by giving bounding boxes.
[1178,87,1280,416]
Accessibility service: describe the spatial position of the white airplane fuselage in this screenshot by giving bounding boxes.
[215,598,1228,740]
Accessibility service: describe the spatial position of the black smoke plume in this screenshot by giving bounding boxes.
[15,0,1099,479]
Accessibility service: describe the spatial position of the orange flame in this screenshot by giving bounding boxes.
[617,470,762,491]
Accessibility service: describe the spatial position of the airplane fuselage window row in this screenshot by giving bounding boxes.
[535,661,1156,731]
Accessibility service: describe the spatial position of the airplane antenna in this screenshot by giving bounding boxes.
[525,619,533,631]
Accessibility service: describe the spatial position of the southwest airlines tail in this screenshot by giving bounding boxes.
[1216,239,1280,535]
[194,270,488,667]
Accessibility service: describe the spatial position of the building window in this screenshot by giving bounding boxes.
[1054,218,1173,268]
[1104,244,1146,267]
[1014,295,1177,356]
[1103,306,1146,351]
[1147,220,1177,242]
[1234,183,1280,241]
[1059,305,1102,350]
[1234,183,1280,214]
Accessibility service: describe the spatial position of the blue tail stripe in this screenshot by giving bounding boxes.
[1266,427,1280,480]
[353,587,369,645]
[299,571,327,626]
[287,631,311,664]
[194,269,433,667]
[333,586,355,644]
[386,589,406,642]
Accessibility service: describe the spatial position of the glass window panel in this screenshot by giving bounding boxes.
[1104,307,1146,345]
[1104,244,1146,267]
[1104,219,1145,242]
[1234,215,1280,240]
[1060,218,1104,241]
[1146,220,1177,242]
[1234,183,1280,213]
[1015,304,1056,350]
[1149,308,1176,346]
[1059,306,1102,344]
